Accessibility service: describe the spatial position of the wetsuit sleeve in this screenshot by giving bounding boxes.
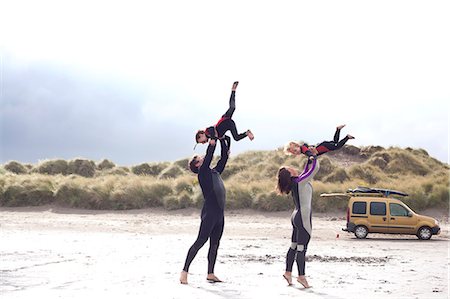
[199,142,216,173]
[292,157,317,183]
[214,137,229,174]
[301,144,315,158]
[205,126,217,139]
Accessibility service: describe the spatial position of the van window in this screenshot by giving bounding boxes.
[352,202,367,214]
[390,203,409,216]
[370,202,386,216]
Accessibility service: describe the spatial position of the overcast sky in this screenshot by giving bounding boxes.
[1,0,449,165]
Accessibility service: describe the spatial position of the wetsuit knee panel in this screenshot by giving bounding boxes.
[297,244,306,252]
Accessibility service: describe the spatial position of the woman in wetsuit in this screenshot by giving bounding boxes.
[180,136,230,284]
[277,156,320,288]
[195,81,254,145]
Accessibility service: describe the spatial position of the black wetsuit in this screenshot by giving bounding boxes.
[183,137,230,274]
[204,90,247,142]
[301,127,350,157]
[285,158,319,276]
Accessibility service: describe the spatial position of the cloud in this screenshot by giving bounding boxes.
[1,1,449,164]
[0,61,195,164]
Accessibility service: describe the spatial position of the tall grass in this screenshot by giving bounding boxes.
[4,161,28,174]
[1,145,448,212]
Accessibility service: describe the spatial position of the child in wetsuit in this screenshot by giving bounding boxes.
[285,125,355,158]
[195,81,254,145]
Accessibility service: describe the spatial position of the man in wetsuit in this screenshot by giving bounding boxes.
[180,135,230,284]
[195,81,254,145]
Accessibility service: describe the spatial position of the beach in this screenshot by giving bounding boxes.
[1,206,449,299]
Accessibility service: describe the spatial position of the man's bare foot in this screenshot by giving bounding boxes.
[247,130,254,140]
[206,274,223,283]
[232,81,239,91]
[283,272,293,286]
[297,275,311,288]
[347,134,355,139]
[180,271,188,284]
[337,124,346,130]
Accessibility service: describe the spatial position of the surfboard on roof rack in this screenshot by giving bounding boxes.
[346,186,408,197]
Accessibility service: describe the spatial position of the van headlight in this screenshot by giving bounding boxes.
[434,219,439,226]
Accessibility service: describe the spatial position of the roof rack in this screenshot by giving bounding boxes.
[346,186,408,197]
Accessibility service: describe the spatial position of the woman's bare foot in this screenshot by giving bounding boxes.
[206,274,223,283]
[337,124,346,130]
[297,275,311,288]
[283,272,293,286]
[247,130,254,140]
[232,81,239,91]
[180,271,188,284]
[347,134,355,139]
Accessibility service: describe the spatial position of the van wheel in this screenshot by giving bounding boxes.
[417,227,432,240]
[354,226,368,239]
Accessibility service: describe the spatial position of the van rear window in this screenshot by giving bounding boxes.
[370,202,386,216]
[352,202,367,214]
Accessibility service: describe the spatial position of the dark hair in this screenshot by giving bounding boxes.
[277,167,293,194]
[195,130,205,143]
[189,156,199,173]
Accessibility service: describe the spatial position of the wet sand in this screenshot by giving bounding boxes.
[1,206,449,299]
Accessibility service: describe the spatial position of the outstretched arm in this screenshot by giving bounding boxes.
[199,139,216,172]
[293,157,317,183]
[214,136,230,174]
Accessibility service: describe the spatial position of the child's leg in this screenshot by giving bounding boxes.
[226,119,247,141]
[336,135,350,148]
[223,91,236,118]
[333,127,341,143]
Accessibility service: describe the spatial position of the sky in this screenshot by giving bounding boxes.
[1,0,449,165]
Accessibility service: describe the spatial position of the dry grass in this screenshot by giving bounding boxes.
[1,145,448,211]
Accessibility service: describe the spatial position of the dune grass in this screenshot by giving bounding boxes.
[1,145,448,212]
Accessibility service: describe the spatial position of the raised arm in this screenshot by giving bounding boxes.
[199,139,216,172]
[214,136,230,174]
[293,157,318,183]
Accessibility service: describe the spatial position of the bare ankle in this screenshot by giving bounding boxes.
[180,271,188,284]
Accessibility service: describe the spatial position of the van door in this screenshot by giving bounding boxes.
[388,203,417,234]
[369,201,389,233]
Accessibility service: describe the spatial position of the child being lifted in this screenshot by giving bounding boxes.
[285,125,354,158]
[195,81,254,146]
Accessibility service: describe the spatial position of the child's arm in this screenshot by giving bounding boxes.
[205,126,217,140]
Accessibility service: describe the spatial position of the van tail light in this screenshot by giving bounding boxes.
[346,207,350,223]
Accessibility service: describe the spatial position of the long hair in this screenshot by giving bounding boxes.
[277,167,293,194]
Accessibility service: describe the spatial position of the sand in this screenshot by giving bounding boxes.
[1,206,449,299]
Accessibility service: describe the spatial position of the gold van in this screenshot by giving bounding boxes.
[322,187,441,240]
